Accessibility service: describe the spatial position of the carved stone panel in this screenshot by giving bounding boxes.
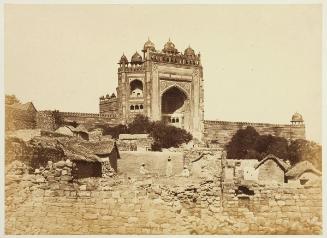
[159,80,191,98]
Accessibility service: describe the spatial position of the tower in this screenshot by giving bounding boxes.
[103,38,204,140]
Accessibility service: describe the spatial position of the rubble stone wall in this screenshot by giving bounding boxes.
[5,165,322,235]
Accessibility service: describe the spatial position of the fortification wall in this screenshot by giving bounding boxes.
[36,111,60,131]
[203,120,306,147]
[99,98,118,114]
[59,112,119,126]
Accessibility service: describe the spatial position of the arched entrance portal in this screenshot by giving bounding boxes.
[161,86,188,128]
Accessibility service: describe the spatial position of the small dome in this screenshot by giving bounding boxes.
[143,38,156,52]
[184,46,195,56]
[131,51,143,64]
[291,112,304,122]
[163,39,178,54]
[119,54,128,64]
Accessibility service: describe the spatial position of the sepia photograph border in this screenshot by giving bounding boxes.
[0,0,326,237]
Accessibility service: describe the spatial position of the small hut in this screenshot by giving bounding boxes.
[285,161,321,185]
[64,139,120,178]
[55,125,89,140]
[81,140,120,173]
[254,154,290,184]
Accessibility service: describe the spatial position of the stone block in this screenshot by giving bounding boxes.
[83,213,98,220]
[56,161,66,168]
[61,175,73,182]
[61,170,68,175]
[79,185,87,191]
[277,200,285,206]
[102,215,114,221]
[112,191,120,199]
[78,191,91,197]
[128,217,138,223]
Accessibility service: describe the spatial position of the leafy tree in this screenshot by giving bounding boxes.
[265,136,289,161]
[128,114,153,134]
[254,134,289,161]
[289,139,322,170]
[150,121,192,149]
[255,134,274,154]
[92,124,128,139]
[88,115,192,150]
[226,127,321,171]
[226,126,259,159]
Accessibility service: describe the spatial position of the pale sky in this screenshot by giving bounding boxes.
[4,4,322,142]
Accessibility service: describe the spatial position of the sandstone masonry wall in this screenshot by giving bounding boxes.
[203,120,306,147]
[5,163,322,235]
[36,111,120,131]
[5,107,36,131]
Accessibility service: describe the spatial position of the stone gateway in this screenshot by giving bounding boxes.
[100,38,204,139]
[98,38,305,143]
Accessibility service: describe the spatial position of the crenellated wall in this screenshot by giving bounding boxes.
[36,110,61,131]
[99,97,118,114]
[203,120,305,147]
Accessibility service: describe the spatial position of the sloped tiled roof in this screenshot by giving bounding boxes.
[78,140,117,155]
[59,138,118,162]
[65,125,88,134]
[285,160,321,179]
[254,154,290,171]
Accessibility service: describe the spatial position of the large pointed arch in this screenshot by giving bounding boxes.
[160,83,190,100]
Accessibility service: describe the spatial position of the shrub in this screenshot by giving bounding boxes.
[226,126,259,159]
[255,135,289,161]
[226,127,321,170]
[90,124,128,139]
[150,121,192,149]
[289,139,322,170]
[128,114,153,134]
[87,115,193,150]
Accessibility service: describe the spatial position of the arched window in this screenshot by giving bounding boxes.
[176,118,179,123]
[130,80,143,98]
[130,105,134,110]
[172,118,175,123]
[135,105,139,110]
[140,104,143,110]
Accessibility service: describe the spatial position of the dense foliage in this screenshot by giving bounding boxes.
[90,114,192,150]
[128,115,153,134]
[150,121,192,150]
[130,115,192,150]
[95,124,128,139]
[226,126,321,170]
[289,139,322,170]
